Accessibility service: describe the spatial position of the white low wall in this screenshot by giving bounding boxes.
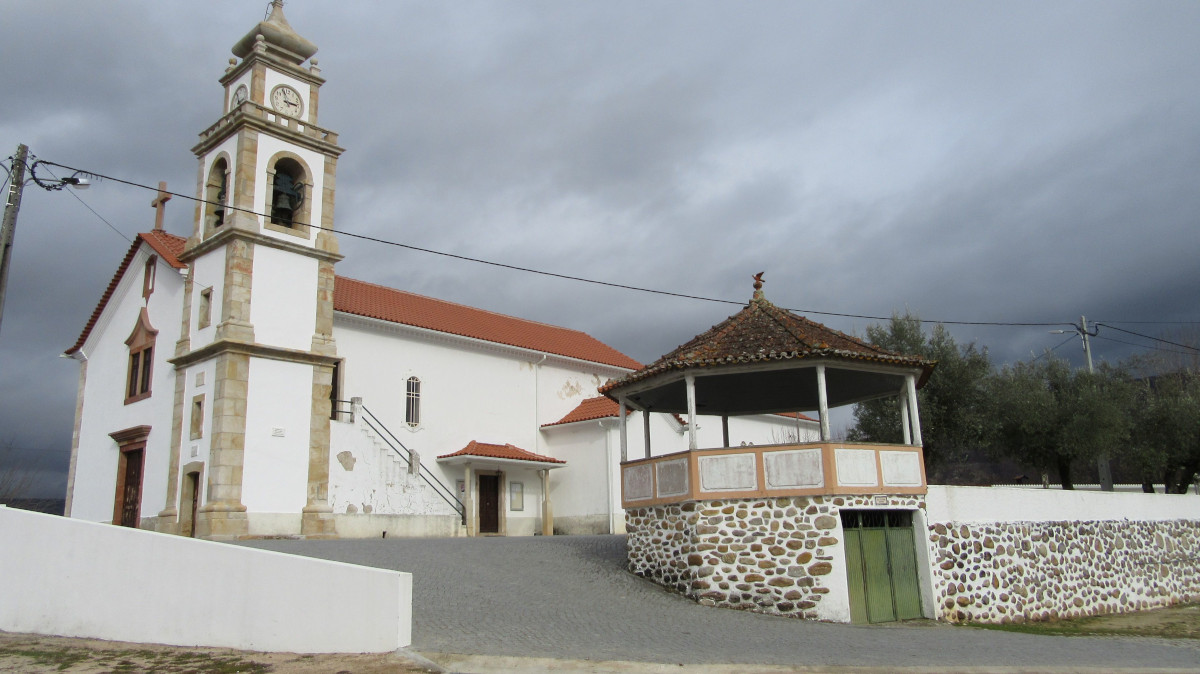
[923,486,1200,624]
[0,505,411,653]
[926,484,1197,523]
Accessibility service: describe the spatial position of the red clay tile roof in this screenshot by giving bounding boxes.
[68,231,641,371]
[64,231,188,355]
[600,292,935,395]
[334,276,641,370]
[437,440,565,464]
[543,396,629,427]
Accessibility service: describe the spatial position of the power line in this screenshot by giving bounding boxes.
[1095,323,1200,353]
[1092,334,1200,357]
[32,159,1192,330]
[1032,335,1077,362]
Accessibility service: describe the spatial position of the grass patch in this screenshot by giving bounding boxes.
[962,603,1200,640]
[0,646,90,671]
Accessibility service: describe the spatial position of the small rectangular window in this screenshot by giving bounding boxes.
[142,256,157,299]
[198,288,213,329]
[190,395,205,440]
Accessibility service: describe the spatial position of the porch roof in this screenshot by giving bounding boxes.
[437,440,566,469]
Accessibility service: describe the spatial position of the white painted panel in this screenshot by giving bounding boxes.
[835,448,878,487]
[880,450,922,486]
[241,358,311,513]
[698,453,757,492]
[248,246,317,350]
[656,459,689,498]
[0,506,409,652]
[926,485,1200,523]
[624,464,654,501]
[764,448,824,489]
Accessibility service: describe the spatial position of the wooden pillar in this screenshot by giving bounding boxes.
[815,365,830,441]
[618,397,628,463]
[905,374,923,446]
[685,374,698,450]
[721,415,730,448]
[463,463,475,537]
[540,469,553,536]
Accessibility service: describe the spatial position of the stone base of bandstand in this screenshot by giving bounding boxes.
[626,494,924,622]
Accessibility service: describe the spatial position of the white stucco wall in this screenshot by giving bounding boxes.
[241,358,312,515]
[69,245,183,524]
[926,485,1199,523]
[0,505,411,652]
[188,246,226,350]
[248,245,317,350]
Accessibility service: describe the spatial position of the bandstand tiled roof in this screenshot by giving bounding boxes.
[437,440,565,465]
[600,289,934,396]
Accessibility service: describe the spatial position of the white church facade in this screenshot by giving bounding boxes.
[62,3,813,540]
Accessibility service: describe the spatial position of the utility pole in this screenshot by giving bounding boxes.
[0,144,29,340]
[1051,315,1111,491]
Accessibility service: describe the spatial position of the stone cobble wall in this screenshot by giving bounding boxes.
[627,495,923,621]
[928,519,1200,623]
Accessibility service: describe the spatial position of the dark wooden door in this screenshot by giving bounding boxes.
[478,474,500,533]
[187,472,200,537]
[119,449,144,528]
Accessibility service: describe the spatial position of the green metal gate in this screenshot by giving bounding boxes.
[841,509,923,623]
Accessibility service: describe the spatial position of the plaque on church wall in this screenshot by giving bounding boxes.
[699,453,757,492]
[835,448,879,487]
[880,451,923,487]
[655,459,690,499]
[764,448,824,489]
[623,464,653,501]
[510,481,524,511]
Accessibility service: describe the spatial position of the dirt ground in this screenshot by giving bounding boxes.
[0,631,437,673]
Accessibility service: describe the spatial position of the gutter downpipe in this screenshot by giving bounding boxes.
[532,354,547,453]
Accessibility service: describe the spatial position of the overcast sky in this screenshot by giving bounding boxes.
[2,1,1198,496]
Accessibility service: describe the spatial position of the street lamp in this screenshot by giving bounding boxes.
[0,143,93,341]
[1049,316,1113,491]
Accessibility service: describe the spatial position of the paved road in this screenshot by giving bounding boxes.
[240,535,1200,670]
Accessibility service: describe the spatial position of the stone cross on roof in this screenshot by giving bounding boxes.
[150,181,170,231]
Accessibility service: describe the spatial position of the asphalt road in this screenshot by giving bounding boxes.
[239,535,1200,670]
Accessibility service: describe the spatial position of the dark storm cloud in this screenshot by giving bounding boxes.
[2,1,1198,496]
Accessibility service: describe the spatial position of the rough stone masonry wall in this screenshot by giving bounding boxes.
[928,519,1200,623]
[627,495,923,621]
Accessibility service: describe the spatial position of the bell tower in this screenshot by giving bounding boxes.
[164,1,343,539]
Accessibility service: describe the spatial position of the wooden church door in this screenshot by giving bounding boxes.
[115,448,144,528]
[478,474,500,534]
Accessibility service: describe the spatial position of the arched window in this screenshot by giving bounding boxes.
[205,158,229,230]
[405,376,421,427]
[124,309,158,404]
[269,158,306,228]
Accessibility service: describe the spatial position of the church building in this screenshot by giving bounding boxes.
[62,2,812,540]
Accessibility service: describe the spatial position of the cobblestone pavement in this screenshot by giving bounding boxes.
[240,535,1200,670]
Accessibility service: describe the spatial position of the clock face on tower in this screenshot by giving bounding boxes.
[231,84,248,108]
[270,85,303,118]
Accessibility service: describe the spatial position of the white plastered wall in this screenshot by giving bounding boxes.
[176,360,218,509]
[70,246,183,524]
[926,485,1200,523]
[240,358,311,518]
[248,245,318,350]
[188,246,226,350]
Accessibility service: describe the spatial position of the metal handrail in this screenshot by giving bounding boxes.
[356,404,465,520]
